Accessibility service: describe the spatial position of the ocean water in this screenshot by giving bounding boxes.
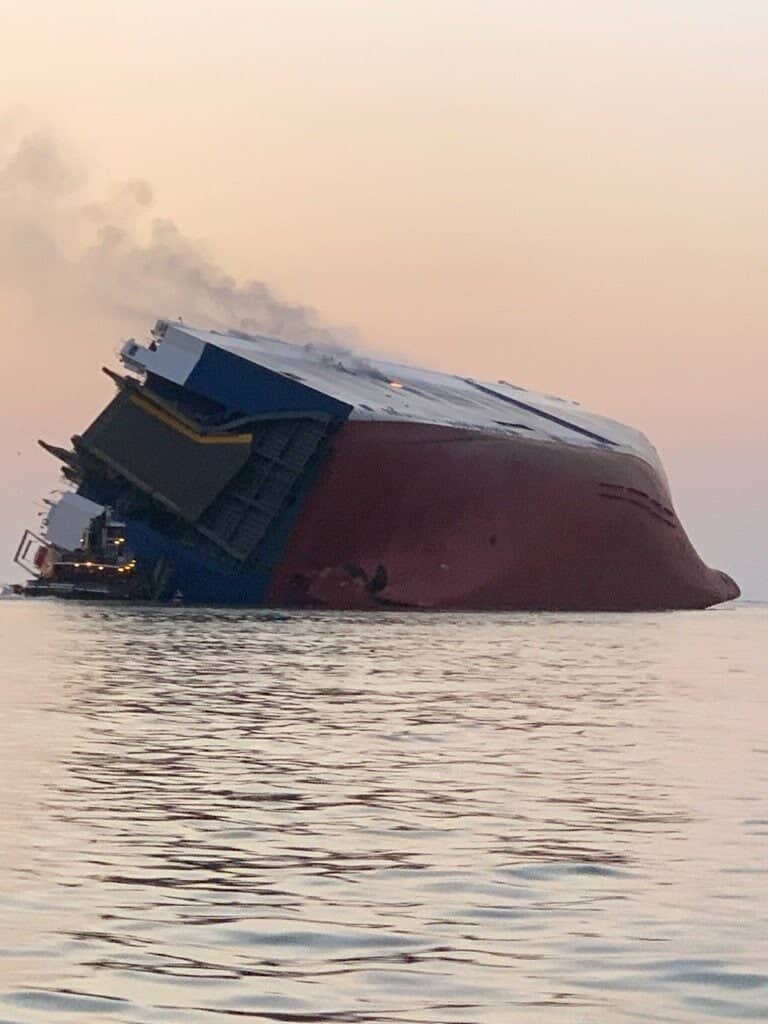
[0,600,766,1024]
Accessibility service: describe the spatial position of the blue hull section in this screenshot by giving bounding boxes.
[186,345,352,419]
[123,521,271,603]
[76,410,342,603]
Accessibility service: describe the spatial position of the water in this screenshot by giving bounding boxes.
[0,601,766,1023]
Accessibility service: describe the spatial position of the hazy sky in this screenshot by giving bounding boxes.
[1,1,766,597]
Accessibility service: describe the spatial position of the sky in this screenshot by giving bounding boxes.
[1,0,766,597]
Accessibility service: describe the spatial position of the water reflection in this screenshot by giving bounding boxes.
[0,603,766,1022]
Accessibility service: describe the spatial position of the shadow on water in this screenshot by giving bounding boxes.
[1,602,767,1022]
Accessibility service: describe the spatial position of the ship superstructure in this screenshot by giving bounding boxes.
[17,319,739,609]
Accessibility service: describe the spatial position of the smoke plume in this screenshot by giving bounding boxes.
[0,119,372,579]
[0,124,346,347]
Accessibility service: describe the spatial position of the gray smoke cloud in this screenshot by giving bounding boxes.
[0,121,383,584]
[0,125,351,347]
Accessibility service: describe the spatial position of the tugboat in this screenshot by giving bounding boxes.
[15,494,143,600]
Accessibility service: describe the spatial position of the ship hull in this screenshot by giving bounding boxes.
[269,420,738,611]
[25,320,739,610]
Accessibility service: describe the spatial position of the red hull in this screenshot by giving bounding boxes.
[269,421,739,611]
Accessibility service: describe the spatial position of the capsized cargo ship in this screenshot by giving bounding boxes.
[15,319,739,609]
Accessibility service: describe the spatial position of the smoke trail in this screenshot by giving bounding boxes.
[0,119,377,580]
[0,124,347,346]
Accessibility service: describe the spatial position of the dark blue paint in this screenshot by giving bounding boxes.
[76,345,351,603]
[123,521,271,603]
[116,423,338,604]
[186,345,352,420]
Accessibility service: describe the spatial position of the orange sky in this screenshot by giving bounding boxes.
[1,1,766,596]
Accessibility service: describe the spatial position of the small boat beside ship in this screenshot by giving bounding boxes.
[14,318,739,609]
[15,498,140,600]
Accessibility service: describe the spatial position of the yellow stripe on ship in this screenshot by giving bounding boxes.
[129,394,253,445]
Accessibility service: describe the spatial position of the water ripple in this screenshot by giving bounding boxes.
[0,602,766,1022]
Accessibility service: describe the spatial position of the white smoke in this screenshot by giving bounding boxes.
[0,124,351,346]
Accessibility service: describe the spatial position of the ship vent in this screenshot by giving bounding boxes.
[198,417,330,562]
